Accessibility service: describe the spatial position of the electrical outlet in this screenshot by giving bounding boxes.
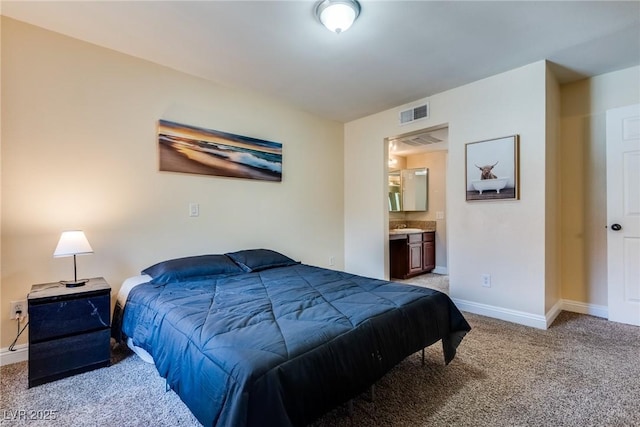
[329,256,335,266]
[10,300,27,320]
[481,274,491,288]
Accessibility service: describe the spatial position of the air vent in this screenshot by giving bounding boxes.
[399,103,429,125]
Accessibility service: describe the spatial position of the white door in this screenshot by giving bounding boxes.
[607,103,640,326]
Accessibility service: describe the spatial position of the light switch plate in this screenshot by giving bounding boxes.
[189,203,199,217]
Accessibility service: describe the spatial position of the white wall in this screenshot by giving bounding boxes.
[0,18,344,348]
[345,61,551,326]
[545,64,561,315]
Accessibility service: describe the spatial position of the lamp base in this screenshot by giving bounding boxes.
[63,279,88,288]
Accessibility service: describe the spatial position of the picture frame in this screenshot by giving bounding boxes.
[465,135,519,201]
[158,120,282,182]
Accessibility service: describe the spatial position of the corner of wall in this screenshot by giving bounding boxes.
[545,62,562,313]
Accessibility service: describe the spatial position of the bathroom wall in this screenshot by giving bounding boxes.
[406,151,447,272]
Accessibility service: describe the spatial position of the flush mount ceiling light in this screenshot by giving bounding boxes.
[315,0,361,34]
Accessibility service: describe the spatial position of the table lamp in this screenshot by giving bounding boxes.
[53,230,93,287]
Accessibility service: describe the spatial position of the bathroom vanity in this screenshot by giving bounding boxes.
[389,231,435,279]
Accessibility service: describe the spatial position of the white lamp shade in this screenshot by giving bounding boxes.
[317,0,360,33]
[53,230,94,257]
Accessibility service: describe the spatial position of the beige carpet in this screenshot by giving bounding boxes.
[313,311,640,426]
[393,272,450,294]
[1,275,639,426]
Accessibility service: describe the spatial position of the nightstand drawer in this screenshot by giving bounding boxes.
[29,329,110,387]
[29,291,110,342]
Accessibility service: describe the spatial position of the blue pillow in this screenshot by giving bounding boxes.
[142,254,243,283]
[224,249,298,272]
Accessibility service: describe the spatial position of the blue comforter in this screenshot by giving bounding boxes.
[121,264,470,427]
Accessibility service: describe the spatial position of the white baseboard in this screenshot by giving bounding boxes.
[545,299,564,328]
[452,297,609,330]
[433,266,448,275]
[0,343,28,366]
[452,298,549,329]
[561,299,608,319]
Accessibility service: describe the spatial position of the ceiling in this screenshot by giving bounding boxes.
[390,126,449,156]
[3,1,639,123]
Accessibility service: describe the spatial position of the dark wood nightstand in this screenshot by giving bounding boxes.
[27,277,111,388]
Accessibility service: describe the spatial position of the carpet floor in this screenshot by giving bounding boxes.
[1,275,638,426]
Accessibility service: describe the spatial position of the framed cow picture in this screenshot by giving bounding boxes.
[465,135,519,201]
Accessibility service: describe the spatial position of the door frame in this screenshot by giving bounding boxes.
[383,124,449,280]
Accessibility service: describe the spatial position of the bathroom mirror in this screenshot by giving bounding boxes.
[388,168,428,212]
[389,171,402,211]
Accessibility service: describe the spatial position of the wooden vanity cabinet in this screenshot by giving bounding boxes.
[390,232,435,279]
[422,232,435,272]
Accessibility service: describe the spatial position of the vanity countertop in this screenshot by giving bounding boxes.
[388,228,436,240]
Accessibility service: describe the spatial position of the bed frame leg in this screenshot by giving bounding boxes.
[421,348,425,366]
[368,384,376,402]
[165,380,171,392]
[347,399,354,417]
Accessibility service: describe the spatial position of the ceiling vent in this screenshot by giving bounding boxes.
[399,103,429,125]
[399,134,443,146]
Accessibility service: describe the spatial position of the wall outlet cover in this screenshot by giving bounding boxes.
[10,300,28,320]
[481,274,491,288]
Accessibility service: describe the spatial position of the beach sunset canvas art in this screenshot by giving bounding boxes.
[158,120,282,182]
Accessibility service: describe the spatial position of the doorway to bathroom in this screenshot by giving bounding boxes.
[385,125,450,290]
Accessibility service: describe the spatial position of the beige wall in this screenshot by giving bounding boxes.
[0,18,344,348]
[406,151,448,271]
[559,65,640,309]
[346,61,551,326]
[346,62,640,327]
[2,18,637,351]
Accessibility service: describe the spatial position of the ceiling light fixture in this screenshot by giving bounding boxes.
[315,0,361,34]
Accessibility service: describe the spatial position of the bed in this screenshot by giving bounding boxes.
[113,249,470,427]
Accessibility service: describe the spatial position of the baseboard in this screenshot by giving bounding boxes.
[561,299,608,319]
[452,298,548,329]
[453,297,609,330]
[545,299,564,328]
[0,343,28,366]
[433,266,448,275]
